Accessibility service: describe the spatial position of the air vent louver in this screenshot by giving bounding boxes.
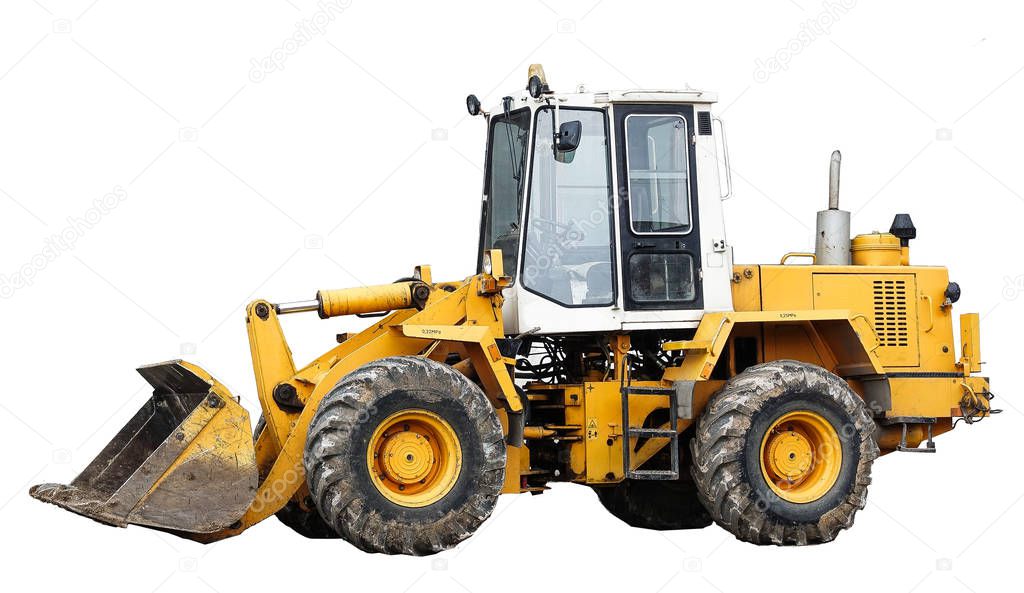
[873,279,909,348]
[697,111,713,135]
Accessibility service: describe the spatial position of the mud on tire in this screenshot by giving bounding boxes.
[303,356,506,555]
[690,360,878,545]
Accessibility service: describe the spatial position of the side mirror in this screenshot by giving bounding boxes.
[466,94,481,116]
[555,120,582,153]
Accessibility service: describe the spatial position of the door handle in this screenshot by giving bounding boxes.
[633,241,656,249]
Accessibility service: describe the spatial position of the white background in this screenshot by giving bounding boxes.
[2,1,1021,592]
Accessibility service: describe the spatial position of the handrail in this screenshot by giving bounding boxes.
[920,294,934,332]
[713,116,733,200]
[780,252,816,265]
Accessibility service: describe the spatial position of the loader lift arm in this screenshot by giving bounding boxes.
[205,268,521,541]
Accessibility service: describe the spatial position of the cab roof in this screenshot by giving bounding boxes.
[489,88,717,114]
[482,65,717,114]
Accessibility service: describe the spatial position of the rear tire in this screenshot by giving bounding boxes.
[690,360,878,545]
[304,356,506,555]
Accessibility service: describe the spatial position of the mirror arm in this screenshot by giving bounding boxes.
[551,100,560,150]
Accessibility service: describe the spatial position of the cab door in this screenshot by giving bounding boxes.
[614,104,703,311]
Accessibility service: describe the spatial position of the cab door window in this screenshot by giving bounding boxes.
[626,115,691,234]
[615,106,702,310]
[522,108,614,306]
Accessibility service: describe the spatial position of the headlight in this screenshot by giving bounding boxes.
[482,252,492,275]
[945,281,961,304]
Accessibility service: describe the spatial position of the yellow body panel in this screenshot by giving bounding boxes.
[724,263,989,423]
[960,313,982,373]
[663,309,885,382]
[730,266,762,310]
[812,273,921,367]
[518,379,674,485]
[579,382,625,483]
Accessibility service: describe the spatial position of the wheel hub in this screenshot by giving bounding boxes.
[765,430,814,479]
[367,409,462,508]
[759,410,842,504]
[379,431,434,485]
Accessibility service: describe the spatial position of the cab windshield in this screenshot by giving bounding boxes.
[481,107,530,279]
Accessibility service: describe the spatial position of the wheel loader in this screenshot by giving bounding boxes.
[31,65,996,553]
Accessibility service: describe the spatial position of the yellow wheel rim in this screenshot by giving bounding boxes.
[367,409,462,508]
[759,410,842,504]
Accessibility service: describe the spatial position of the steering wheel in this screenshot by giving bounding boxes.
[522,217,587,282]
[530,217,585,244]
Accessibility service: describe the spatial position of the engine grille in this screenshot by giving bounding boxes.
[873,279,909,347]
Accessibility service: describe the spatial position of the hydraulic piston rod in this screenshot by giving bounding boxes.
[275,300,319,314]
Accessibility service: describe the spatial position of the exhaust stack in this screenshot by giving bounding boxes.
[815,150,851,265]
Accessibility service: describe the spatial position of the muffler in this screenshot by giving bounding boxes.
[815,150,852,265]
[30,361,257,534]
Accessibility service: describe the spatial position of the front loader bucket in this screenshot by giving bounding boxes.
[30,361,257,534]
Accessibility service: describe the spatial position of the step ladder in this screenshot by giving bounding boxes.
[620,385,679,480]
[882,416,937,453]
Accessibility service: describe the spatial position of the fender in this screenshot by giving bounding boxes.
[662,309,886,382]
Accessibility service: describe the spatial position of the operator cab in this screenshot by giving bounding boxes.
[474,65,734,335]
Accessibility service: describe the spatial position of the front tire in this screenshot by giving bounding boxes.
[691,360,878,545]
[304,356,506,555]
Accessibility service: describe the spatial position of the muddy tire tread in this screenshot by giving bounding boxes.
[690,360,879,545]
[304,356,505,555]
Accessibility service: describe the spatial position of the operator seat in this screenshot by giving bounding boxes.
[583,263,612,304]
